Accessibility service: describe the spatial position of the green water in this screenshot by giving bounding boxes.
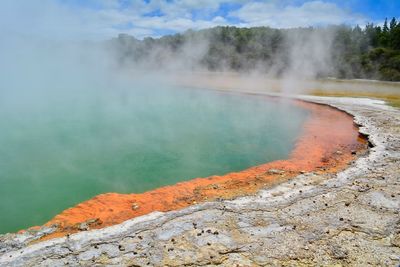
[0,84,308,233]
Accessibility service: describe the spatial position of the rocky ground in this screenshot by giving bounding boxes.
[0,95,399,266]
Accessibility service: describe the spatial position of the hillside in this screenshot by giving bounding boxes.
[109,18,400,81]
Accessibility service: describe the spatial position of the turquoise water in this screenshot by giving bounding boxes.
[0,84,309,233]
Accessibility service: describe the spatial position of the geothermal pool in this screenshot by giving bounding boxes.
[0,84,309,233]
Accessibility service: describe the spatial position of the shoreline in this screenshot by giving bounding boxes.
[0,94,399,266]
[20,93,365,242]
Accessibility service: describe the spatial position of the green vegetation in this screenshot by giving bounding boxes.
[110,17,400,81]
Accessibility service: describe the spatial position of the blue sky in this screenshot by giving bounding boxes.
[2,0,399,40]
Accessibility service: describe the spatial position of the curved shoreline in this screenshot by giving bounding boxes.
[27,95,366,241]
[1,95,399,266]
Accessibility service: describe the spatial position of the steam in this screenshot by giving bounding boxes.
[108,26,346,93]
[0,0,374,93]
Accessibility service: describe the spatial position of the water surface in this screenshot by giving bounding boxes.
[0,84,309,233]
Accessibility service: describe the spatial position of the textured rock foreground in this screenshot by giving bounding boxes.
[1,95,399,266]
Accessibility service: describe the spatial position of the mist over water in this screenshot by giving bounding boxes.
[0,1,314,234]
[0,69,309,233]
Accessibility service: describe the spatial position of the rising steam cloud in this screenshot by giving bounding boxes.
[0,0,366,91]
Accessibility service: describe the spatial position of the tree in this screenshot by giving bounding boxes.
[380,18,390,47]
[389,17,400,49]
[390,17,397,32]
[108,20,400,81]
[391,23,400,50]
[365,23,379,47]
[383,18,389,33]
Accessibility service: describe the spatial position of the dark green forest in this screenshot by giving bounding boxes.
[110,17,400,81]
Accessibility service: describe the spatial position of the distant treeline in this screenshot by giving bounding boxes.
[109,17,400,81]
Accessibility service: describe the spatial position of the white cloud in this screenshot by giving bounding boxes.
[230,1,366,28]
[143,0,244,18]
[72,0,234,39]
[0,0,368,40]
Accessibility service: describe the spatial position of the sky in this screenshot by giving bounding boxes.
[1,0,399,40]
